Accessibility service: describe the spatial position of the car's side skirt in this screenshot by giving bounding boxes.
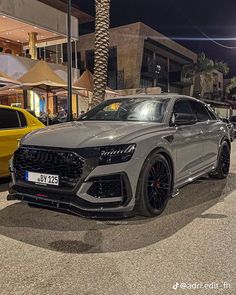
[174,163,216,190]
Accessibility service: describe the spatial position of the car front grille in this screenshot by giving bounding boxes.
[13,147,85,188]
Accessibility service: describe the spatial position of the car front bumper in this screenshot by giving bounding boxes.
[8,150,144,218]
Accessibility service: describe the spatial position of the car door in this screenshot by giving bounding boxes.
[0,108,29,177]
[189,100,221,168]
[171,98,204,185]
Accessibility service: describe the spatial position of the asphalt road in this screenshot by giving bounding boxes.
[0,144,235,295]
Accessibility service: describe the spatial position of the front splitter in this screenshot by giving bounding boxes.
[7,192,134,220]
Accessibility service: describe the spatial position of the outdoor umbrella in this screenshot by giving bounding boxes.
[0,71,21,86]
[4,61,83,124]
[73,69,118,104]
[17,61,69,124]
[18,60,68,91]
[73,69,94,93]
[17,60,84,97]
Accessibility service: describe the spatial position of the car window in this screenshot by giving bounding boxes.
[205,105,218,120]
[189,100,211,122]
[173,99,193,115]
[17,111,27,127]
[0,108,20,129]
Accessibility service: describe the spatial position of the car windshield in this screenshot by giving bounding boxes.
[78,97,169,122]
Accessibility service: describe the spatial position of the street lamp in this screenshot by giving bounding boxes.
[67,0,72,122]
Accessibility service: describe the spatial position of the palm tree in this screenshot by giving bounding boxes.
[183,52,229,98]
[91,0,111,107]
[226,77,236,94]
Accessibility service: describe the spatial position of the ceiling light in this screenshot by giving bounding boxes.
[2,16,6,19]
[34,26,38,29]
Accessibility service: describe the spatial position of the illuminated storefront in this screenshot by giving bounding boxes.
[0,0,93,115]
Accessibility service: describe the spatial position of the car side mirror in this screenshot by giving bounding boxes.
[221,118,229,124]
[170,113,197,126]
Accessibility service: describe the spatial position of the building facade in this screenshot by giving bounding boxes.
[78,22,198,94]
[0,0,93,115]
[0,0,93,65]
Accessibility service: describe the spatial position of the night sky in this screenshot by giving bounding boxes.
[76,0,236,76]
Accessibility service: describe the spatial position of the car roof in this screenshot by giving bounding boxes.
[0,104,26,112]
[108,93,201,101]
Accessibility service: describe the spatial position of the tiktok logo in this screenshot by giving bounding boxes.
[173,282,179,290]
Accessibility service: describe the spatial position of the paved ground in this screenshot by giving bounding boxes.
[0,144,235,295]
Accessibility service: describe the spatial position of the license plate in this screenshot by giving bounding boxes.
[25,171,59,186]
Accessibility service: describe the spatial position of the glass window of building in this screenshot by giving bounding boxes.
[86,50,95,73]
[155,54,168,91]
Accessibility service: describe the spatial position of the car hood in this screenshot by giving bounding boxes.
[22,121,167,148]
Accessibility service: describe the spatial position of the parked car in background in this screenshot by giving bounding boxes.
[220,117,234,142]
[8,95,231,218]
[230,115,236,133]
[0,105,44,178]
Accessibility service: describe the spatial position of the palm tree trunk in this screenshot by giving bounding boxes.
[91,0,110,108]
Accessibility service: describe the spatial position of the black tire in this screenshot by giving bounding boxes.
[210,141,230,179]
[137,153,172,217]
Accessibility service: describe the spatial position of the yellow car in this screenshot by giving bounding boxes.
[0,105,44,178]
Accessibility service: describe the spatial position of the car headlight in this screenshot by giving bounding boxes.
[99,144,136,165]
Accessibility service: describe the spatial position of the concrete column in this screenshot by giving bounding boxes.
[28,32,38,59]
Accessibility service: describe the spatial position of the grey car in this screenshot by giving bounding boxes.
[8,94,231,218]
[220,117,234,142]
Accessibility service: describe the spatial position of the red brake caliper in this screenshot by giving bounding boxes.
[155,179,161,188]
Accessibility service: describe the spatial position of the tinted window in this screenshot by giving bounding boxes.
[173,99,193,115]
[205,105,218,120]
[18,111,27,127]
[0,108,20,129]
[190,101,211,121]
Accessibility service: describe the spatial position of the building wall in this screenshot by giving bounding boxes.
[78,22,197,91]
[139,23,197,63]
[79,23,145,89]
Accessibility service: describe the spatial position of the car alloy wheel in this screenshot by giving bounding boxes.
[221,143,230,176]
[210,141,230,179]
[138,153,172,217]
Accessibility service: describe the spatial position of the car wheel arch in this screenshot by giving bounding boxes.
[138,147,175,195]
[214,137,231,169]
[220,137,231,151]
